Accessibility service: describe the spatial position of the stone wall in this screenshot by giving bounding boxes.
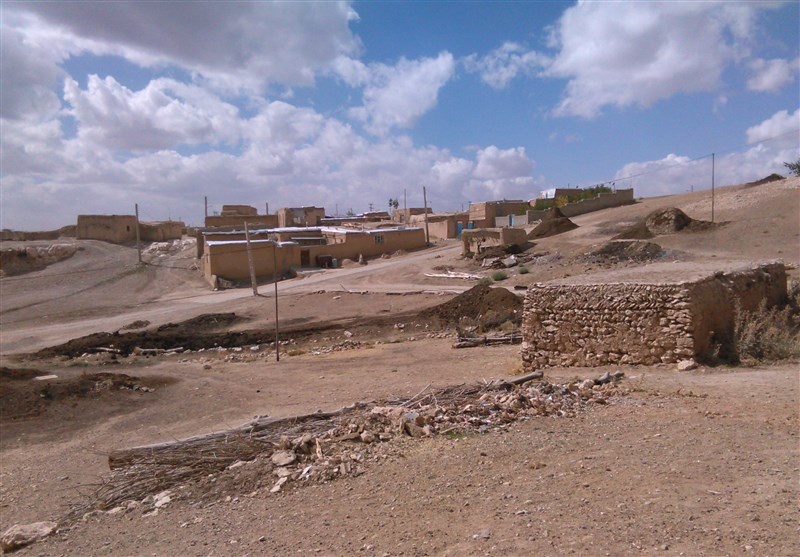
[521,263,787,369]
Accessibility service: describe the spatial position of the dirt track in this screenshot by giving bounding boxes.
[0,177,798,555]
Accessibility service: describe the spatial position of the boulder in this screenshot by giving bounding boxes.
[1,521,57,552]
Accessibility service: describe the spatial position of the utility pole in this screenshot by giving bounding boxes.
[422,186,430,245]
[403,188,407,223]
[273,240,280,362]
[265,202,269,215]
[244,221,259,296]
[134,203,142,264]
[204,196,208,220]
[711,153,715,223]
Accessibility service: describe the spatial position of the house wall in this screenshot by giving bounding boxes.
[221,205,258,216]
[278,207,326,227]
[392,208,430,223]
[307,228,426,261]
[204,214,278,228]
[520,263,788,369]
[139,221,184,242]
[203,241,300,285]
[526,189,635,223]
[408,213,469,239]
[77,215,138,244]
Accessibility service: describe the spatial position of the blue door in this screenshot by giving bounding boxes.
[456,222,464,237]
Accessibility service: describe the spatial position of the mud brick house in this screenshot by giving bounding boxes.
[205,205,278,229]
[521,262,787,368]
[468,200,531,228]
[277,207,326,228]
[201,226,426,287]
[77,215,183,244]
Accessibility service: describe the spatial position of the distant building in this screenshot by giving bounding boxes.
[77,215,183,244]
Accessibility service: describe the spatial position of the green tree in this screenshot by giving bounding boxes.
[389,198,400,210]
[784,159,800,177]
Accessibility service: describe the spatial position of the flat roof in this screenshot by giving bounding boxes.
[204,225,422,236]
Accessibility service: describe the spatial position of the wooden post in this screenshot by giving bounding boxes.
[403,188,407,223]
[273,239,280,362]
[711,153,715,223]
[244,221,258,296]
[134,203,142,264]
[422,186,430,245]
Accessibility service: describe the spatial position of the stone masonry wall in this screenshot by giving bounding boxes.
[521,263,787,369]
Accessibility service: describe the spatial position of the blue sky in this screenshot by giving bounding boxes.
[1,1,798,229]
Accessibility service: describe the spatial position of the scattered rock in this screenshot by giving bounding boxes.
[677,359,698,371]
[271,450,297,467]
[1,521,57,552]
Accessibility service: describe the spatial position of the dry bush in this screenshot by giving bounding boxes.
[735,282,800,363]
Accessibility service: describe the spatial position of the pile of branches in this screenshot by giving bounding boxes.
[65,371,626,522]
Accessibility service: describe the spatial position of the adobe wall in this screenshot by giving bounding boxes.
[139,221,184,242]
[307,228,426,261]
[203,241,300,285]
[521,263,787,369]
[77,215,138,244]
[526,189,635,223]
[204,215,278,228]
[221,205,258,216]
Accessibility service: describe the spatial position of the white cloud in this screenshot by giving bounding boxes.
[545,2,768,117]
[347,52,455,136]
[7,1,360,93]
[614,108,799,198]
[463,42,549,89]
[63,76,242,151]
[747,58,799,92]
[746,108,800,145]
[0,23,65,121]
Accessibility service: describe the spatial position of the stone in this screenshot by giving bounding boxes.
[360,431,376,444]
[153,490,173,508]
[1,522,57,551]
[271,450,296,467]
[270,477,288,493]
[677,359,698,371]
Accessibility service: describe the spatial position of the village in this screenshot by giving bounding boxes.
[0,174,798,555]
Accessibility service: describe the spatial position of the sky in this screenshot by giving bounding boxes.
[1,0,798,230]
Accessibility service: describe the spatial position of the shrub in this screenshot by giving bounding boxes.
[784,159,800,177]
[477,277,493,286]
[491,271,508,281]
[518,265,529,274]
[735,284,800,362]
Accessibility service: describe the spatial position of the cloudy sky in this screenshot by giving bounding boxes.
[1,1,798,230]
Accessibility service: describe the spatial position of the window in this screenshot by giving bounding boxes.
[374,235,384,244]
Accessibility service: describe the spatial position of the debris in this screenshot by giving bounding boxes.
[453,332,522,348]
[77,372,626,523]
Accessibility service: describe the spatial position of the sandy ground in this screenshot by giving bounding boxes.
[0,176,798,555]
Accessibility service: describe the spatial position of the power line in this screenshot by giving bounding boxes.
[593,128,799,187]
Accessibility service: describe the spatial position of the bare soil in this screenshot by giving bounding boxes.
[0,176,798,556]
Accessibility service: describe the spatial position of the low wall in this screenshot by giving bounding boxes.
[521,263,787,368]
[526,189,635,223]
[140,221,183,242]
[0,244,78,277]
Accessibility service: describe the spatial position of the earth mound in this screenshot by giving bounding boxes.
[419,283,523,330]
[0,370,155,421]
[587,240,664,264]
[745,173,784,187]
[614,207,716,239]
[528,207,578,239]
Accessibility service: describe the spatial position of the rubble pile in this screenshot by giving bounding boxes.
[70,372,626,520]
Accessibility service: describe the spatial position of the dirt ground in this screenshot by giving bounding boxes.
[0,176,798,555]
